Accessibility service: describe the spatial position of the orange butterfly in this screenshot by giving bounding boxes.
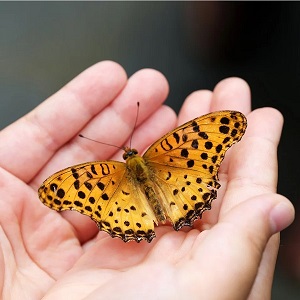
[38,111,247,243]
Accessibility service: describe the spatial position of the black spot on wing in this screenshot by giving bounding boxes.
[198,132,208,139]
[78,191,86,199]
[161,138,173,151]
[84,182,93,190]
[205,141,213,149]
[50,183,58,192]
[220,117,230,124]
[219,125,230,134]
[191,140,198,149]
[173,132,180,144]
[101,193,109,200]
[56,188,65,198]
[192,121,200,132]
[187,160,194,168]
[201,153,208,160]
[91,164,98,175]
[181,149,189,158]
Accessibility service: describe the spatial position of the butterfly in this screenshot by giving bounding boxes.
[38,110,247,243]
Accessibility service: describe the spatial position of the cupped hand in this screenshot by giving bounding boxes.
[0,61,294,299]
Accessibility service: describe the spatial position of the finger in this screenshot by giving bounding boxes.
[190,193,294,299]
[211,77,251,115]
[210,77,251,175]
[248,234,279,299]
[177,90,213,124]
[178,77,252,125]
[0,61,128,182]
[32,68,170,188]
[222,107,284,213]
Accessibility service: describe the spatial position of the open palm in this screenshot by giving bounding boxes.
[0,61,294,300]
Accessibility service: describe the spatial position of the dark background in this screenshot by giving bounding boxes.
[0,2,299,297]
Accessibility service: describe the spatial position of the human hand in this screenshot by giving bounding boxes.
[0,61,294,299]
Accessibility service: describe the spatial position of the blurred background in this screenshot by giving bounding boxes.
[0,2,299,297]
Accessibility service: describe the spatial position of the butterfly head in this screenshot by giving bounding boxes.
[123,147,138,160]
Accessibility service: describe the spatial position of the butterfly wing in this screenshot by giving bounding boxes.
[38,161,157,242]
[143,110,247,229]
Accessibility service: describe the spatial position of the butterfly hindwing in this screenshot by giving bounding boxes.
[148,166,217,229]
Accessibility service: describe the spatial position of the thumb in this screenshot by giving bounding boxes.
[191,193,294,300]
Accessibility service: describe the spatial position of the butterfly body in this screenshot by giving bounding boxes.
[38,111,247,243]
[125,149,167,223]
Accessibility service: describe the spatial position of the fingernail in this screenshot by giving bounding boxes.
[269,202,295,233]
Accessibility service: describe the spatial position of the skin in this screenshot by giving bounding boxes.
[0,61,295,300]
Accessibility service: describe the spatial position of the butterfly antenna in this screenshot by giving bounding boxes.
[78,134,123,150]
[129,102,140,148]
